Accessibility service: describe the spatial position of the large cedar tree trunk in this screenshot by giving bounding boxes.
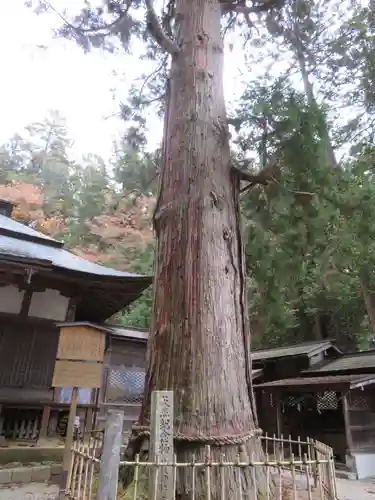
[135,0,265,497]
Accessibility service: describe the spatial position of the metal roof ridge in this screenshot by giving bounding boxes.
[0,214,63,247]
[106,323,149,332]
[0,226,63,248]
[252,339,335,353]
[339,348,375,357]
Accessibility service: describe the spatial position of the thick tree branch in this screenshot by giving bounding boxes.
[231,151,283,195]
[232,166,270,185]
[231,161,279,185]
[145,0,179,55]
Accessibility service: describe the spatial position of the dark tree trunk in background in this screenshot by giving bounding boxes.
[361,280,375,342]
[138,0,266,497]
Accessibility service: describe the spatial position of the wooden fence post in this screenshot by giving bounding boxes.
[97,409,124,500]
[58,386,78,499]
[149,390,174,500]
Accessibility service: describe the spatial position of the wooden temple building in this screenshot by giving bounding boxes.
[0,199,151,444]
[99,334,375,480]
[96,326,375,480]
[1,198,375,479]
[252,341,375,480]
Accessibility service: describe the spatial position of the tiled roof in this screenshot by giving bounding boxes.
[0,214,151,281]
[0,214,151,321]
[305,350,375,374]
[251,340,337,362]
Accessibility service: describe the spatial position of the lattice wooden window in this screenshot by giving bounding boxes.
[106,366,145,404]
[317,391,338,410]
[348,391,371,410]
[284,395,300,408]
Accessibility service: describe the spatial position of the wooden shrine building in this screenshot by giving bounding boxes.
[0,199,151,444]
[252,341,375,479]
[99,325,148,430]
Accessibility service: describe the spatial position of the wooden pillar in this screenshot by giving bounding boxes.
[273,392,283,459]
[39,406,51,439]
[59,386,78,499]
[275,392,282,437]
[92,388,100,431]
[97,410,124,500]
[84,388,96,435]
[85,408,93,434]
[48,411,58,437]
[0,404,4,436]
[342,392,353,454]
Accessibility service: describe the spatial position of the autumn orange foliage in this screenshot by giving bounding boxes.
[75,194,155,270]
[0,180,155,270]
[0,181,64,236]
[89,194,154,246]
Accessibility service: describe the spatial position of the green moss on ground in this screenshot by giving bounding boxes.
[118,467,149,499]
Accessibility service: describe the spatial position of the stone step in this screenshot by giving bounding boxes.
[0,464,62,485]
[335,469,357,481]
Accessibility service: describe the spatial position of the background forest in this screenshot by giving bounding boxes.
[2,0,375,352]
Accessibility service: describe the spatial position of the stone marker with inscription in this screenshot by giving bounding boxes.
[149,391,174,500]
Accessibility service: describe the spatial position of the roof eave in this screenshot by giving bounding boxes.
[109,331,148,342]
[350,377,375,390]
[0,256,152,288]
[304,366,375,376]
[75,285,151,323]
[56,321,114,333]
[306,342,336,358]
[254,382,351,392]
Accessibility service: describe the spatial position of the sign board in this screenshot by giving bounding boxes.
[52,360,103,388]
[56,325,105,361]
[52,324,106,389]
[149,391,174,500]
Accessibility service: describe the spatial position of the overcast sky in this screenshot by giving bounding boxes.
[1,1,251,161]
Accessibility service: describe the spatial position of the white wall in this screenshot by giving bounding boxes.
[29,288,69,321]
[352,452,375,479]
[0,285,25,314]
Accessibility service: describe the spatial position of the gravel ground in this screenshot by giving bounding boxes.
[0,477,373,500]
[336,477,375,500]
[0,483,58,500]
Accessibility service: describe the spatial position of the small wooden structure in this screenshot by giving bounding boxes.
[0,199,151,444]
[99,326,148,430]
[253,342,375,479]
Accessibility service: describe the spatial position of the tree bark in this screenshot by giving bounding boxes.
[289,22,338,169]
[360,280,375,340]
[137,0,266,497]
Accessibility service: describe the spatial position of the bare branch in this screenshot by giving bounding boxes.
[145,0,179,55]
[139,93,166,105]
[138,55,169,102]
